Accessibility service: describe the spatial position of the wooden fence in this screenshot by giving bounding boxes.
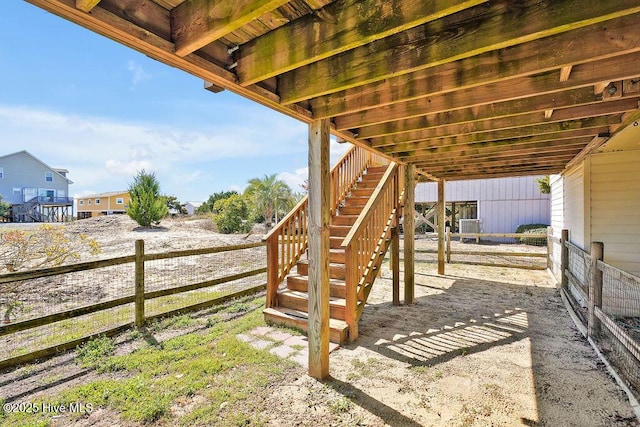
[404,230,549,270]
[0,240,266,370]
[557,231,640,394]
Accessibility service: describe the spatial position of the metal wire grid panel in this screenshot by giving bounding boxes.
[0,263,135,362]
[405,233,548,270]
[144,245,266,317]
[0,242,266,367]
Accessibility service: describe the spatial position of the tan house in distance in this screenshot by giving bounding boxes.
[76,191,130,219]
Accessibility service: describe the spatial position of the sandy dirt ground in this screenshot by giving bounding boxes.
[1,217,638,426]
[264,261,639,426]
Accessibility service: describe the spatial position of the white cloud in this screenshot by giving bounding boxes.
[278,167,308,192]
[0,104,313,201]
[276,140,351,192]
[127,61,150,86]
[105,159,154,176]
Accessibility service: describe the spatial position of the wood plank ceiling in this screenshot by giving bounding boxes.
[28,0,640,181]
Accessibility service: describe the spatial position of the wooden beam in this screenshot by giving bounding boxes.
[432,162,568,176]
[171,0,290,57]
[437,179,445,275]
[404,165,415,305]
[372,120,611,149]
[560,65,573,82]
[237,0,487,85]
[307,118,331,379]
[416,154,579,172]
[564,134,610,171]
[398,135,591,159]
[358,98,634,139]
[412,146,586,168]
[443,169,562,181]
[335,52,640,128]
[75,0,101,12]
[340,87,601,132]
[338,51,640,129]
[311,15,640,119]
[379,125,605,155]
[278,0,640,103]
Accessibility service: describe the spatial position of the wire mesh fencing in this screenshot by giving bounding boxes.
[403,232,548,271]
[0,240,266,369]
[558,236,640,397]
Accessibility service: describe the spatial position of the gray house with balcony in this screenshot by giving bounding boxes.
[0,150,73,222]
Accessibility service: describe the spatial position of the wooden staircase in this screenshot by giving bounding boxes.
[263,146,403,344]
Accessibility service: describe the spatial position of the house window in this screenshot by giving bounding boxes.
[116,198,124,204]
[13,188,21,195]
[88,200,92,205]
[0,167,4,178]
[95,199,101,205]
[79,200,84,205]
[45,172,53,182]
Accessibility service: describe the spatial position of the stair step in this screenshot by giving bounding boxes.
[330,225,351,237]
[339,206,364,216]
[355,180,378,188]
[287,274,346,298]
[350,188,376,197]
[367,166,388,173]
[333,215,359,226]
[263,307,348,344]
[297,259,345,280]
[330,236,344,248]
[343,197,369,207]
[329,248,346,263]
[277,289,346,320]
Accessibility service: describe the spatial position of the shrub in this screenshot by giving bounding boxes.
[214,194,253,234]
[127,170,168,227]
[515,223,548,246]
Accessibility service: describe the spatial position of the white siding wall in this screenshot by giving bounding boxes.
[414,176,550,233]
[590,150,640,276]
[549,174,564,282]
[563,164,585,250]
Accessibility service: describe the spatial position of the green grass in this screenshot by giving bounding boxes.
[1,295,297,426]
[5,288,232,359]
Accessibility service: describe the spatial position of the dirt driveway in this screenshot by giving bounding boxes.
[264,261,639,426]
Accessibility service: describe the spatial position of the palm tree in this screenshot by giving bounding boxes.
[244,174,293,228]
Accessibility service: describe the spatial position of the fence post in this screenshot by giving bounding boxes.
[588,241,604,339]
[546,226,553,270]
[135,239,145,327]
[446,226,451,263]
[391,226,400,306]
[266,237,278,308]
[561,229,569,290]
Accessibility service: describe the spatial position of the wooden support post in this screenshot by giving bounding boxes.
[451,202,456,232]
[391,226,400,306]
[437,179,446,275]
[561,229,569,290]
[266,237,278,308]
[404,165,415,304]
[134,239,145,328]
[446,226,451,263]
[588,241,604,339]
[307,118,331,379]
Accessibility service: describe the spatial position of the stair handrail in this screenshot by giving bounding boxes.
[263,145,375,308]
[341,162,400,339]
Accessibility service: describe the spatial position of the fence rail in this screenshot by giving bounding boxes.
[441,230,549,270]
[557,232,640,396]
[0,240,266,370]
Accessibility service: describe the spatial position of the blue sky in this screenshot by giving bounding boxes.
[1,2,348,202]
